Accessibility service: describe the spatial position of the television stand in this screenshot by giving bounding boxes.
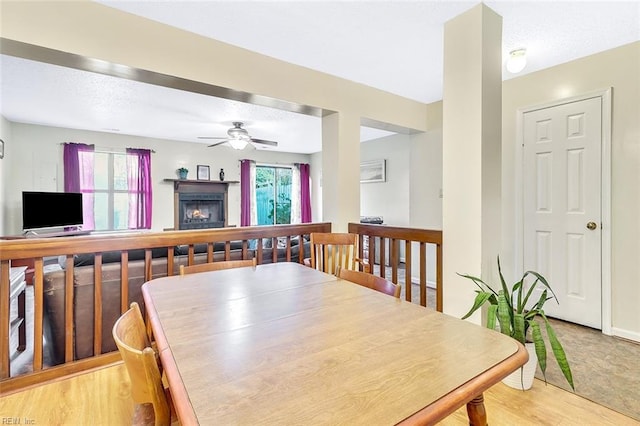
[24,229,91,238]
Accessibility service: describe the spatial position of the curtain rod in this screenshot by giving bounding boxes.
[60,143,156,153]
[240,159,296,169]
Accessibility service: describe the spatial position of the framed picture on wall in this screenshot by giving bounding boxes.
[0,138,4,159]
[360,159,386,183]
[197,165,210,180]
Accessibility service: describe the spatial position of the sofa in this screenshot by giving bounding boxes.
[43,238,310,365]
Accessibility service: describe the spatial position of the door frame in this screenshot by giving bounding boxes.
[514,88,612,335]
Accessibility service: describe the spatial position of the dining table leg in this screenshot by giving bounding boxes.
[466,393,487,426]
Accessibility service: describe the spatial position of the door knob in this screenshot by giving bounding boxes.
[586,222,597,230]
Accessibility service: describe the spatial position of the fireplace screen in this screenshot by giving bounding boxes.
[178,193,224,229]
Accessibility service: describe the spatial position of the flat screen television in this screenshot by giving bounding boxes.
[22,191,84,231]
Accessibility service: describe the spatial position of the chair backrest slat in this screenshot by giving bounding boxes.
[337,267,401,298]
[310,233,358,275]
[112,302,170,425]
[179,258,257,276]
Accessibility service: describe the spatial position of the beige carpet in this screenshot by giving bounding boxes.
[536,317,640,421]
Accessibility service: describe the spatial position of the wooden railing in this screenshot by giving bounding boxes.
[1,222,443,393]
[0,223,331,391]
[349,223,443,312]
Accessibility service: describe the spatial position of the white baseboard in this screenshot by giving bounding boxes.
[410,277,436,289]
[611,327,640,343]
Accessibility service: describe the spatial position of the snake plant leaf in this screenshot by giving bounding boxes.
[513,313,526,344]
[457,273,496,294]
[497,257,512,309]
[542,312,575,390]
[529,320,547,382]
[461,291,493,320]
[525,270,560,304]
[513,280,524,313]
[497,291,512,336]
[536,290,553,312]
[525,289,548,319]
[486,304,498,330]
[520,276,541,311]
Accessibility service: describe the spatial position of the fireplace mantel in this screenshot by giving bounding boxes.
[165,179,237,229]
[163,178,239,191]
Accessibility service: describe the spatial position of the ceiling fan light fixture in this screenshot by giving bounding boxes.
[203,121,278,149]
[506,48,527,73]
[228,138,248,150]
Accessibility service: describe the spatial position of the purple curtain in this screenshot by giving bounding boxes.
[126,148,153,229]
[63,143,95,230]
[299,163,312,223]
[240,159,252,226]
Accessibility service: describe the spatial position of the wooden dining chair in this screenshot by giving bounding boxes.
[179,257,257,276]
[336,266,401,298]
[112,302,172,426]
[306,232,370,275]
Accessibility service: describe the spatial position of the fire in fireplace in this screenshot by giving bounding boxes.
[179,193,225,230]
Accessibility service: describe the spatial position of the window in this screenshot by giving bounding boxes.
[93,151,130,230]
[64,143,152,231]
[256,166,292,225]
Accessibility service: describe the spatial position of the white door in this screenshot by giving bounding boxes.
[523,97,602,329]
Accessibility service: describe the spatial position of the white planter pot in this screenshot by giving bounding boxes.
[502,342,538,390]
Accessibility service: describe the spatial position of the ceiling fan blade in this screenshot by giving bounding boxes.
[198,136,226,140]
[207,140,228,147]
[249,138,278,147]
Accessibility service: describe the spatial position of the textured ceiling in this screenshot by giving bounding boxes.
[1,1,638,154]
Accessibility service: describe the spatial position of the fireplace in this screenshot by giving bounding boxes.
[167,179,232,230]
[179,193,224,230]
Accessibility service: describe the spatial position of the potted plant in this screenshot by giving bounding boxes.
[177,167,188,179]
[459,257,574,391]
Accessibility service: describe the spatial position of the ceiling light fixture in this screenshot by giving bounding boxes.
[506,48,527,73]
[227,138,248,150]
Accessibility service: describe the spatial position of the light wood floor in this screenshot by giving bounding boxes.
[0,363,134,425]
[0,362,638,425]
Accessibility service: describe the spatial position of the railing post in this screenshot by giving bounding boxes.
[436,242,443,312]
[33,258,44,371]
[0,260,10,379]
[348,223,443,312]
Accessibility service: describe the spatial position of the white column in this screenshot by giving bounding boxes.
[442,4,502,320]
[321,112,360,232]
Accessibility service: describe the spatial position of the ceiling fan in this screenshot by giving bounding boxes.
[198,122,278,150]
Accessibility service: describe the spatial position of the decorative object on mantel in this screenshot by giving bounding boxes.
[197,165,210,180]
[177,167,188,180]
[219,168,225,181]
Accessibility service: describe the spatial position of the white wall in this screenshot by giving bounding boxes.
[360,134,411,226]
[0,116,11,235]
[409,101,444,288]
[309,121,443,285]
[3,122,310,234]
[311,131,422,229]
[442,4,503,320]
[410,101,443,231]
[310,151,323,223]
[501,41,640,340]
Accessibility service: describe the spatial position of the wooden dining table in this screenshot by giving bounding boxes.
[142,262,527,425]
